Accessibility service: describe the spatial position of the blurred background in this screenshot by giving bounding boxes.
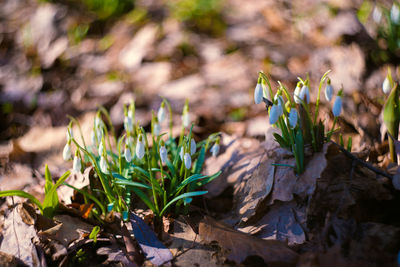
[0,0,399,176]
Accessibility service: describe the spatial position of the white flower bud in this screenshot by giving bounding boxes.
[391,4,399,23]
[325,84,333,101]
[184,153,191,169]
[179,147,184,160]
[63,143,72,161]
[294,84,301,104]
[275,95,284,117]
[299,85,310,104]
[124,116,133,132]
[73,154,82,173]
[190,138,196,155]
[332,96,342,117]
[373,6,382,23]
[98,140,104,155]
[157,105,166,122]
[100,156,108,174]
[124,146,132,163]
[383,76,391,94]
[182,113,190,128]
[269,104,280,125]
[288,109,298,129]
[136,136,145,159]
[210,143,220,157]
[153,122,161,136]
[254,83,263,104]
[159,146,167,164]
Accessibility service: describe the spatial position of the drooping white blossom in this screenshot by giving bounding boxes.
[332,96,342,117]
[210,143,220,157]
[63,143,72,161]
[159,146,167,164]
[383,76,391,94]
[190,138,196,155]
[254,83,263,104]
[184,153,191,169]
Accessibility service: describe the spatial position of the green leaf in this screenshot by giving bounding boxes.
[173,174,206,194]
[44,164,53,194]
[42,170,70,218]
[131,188,156,214]
[194,146,206,174]
[62,182,106,215]
[273,133,289,148]
[347,136,352,152]
[166,160,176,177]
[383,84,400,162]
[160,191,208,217]
[115,180,152,190]
[192,171,221,189]
[89,226,101,243]
[0,190,43,213]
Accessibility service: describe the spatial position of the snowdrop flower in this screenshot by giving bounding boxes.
[94,115,103,130]
[299,85,310,104]
[373,6,382,23]
[325,80,333,101]
[99,155,108,174]
[294,82,302,104]
[91,130,97,145]
[210,143,220,157]
[157,102,166,122]
[184,152,191,169]
[159,145,167,164]
[136,135,145,159]
[332,96,342,117]
[288,109,298,129]
[73,152,82,173]
[63,142,72,161]
[124,144,132,163]
[179,147,184,160]
[254,82,263,104]
[153,122,161,136]
[269,104,280,125]
[190,138,196,155]
[391,4,399,23]
[383,76,391,94]
[274,94,284,117]
[124,115,133,133]
[182,113,190,128]
[98,139,104,155]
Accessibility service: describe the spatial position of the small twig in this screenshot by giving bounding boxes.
[330,141,393,179]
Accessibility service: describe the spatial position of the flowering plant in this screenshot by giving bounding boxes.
[255,70,347,174]
[63,98,221,222]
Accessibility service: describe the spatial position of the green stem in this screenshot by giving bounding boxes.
[327,117,337,141]
[67,116,87,149]
[313,70,331,125]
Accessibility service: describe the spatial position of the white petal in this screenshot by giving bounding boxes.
[294,86,301,104]
[63,144,72,161]
[288,109,298,129]
[383,77,391,94]
[124,147,132,162]
[190,139,196,155]
[254,83,263,104]
[98,141,104,155]
[157,106,166,122]
[184,153,192,169]
[211,144,220,157]
[325,84,333,101]
[332,96,342,117]
[160,146,167,164]
[182,113,190,128]
[73,155,82,173]
[179,147,184,160]
[100,156,108,174]
[153,123,161,136]
[136,140,145,159]
[300,86,310,104]
[124,116,133,132]
[269,105,280,125]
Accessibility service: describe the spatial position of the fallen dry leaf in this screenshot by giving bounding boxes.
[169,218,220,267]
[199,216,298,265]
[0,204,40,266]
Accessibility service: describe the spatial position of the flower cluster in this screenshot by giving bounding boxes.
[254,70,343,174]
[62,99,221,222]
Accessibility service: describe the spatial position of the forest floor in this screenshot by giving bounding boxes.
[0,0,400,266]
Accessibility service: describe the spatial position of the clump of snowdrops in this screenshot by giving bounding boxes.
[254,70,349,174]
[382,68,400,163]
[63,98,221,222]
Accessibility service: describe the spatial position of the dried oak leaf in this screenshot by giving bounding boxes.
[199,216,298,265]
